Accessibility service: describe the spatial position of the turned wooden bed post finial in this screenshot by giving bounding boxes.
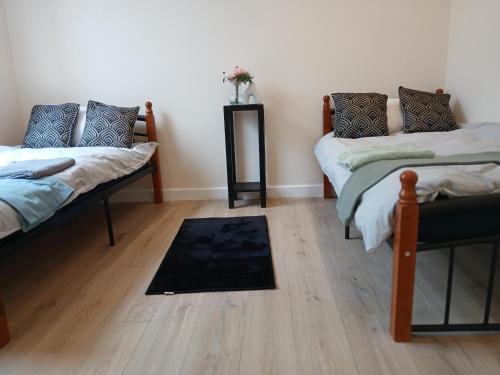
[322,95,334,199]
[145,101,164,204]
[435,88,444,94]
[323,95,332,135]
[390,170,419,342]
[398,170,418,204]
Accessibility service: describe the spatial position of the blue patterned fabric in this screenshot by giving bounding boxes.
[0,177,74,232]
[23,103,80,148]
[77,100,139,148]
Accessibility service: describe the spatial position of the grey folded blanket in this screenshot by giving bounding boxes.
[0,158,75,179]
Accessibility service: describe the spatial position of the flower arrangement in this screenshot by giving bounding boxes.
[223,66,254,85]
[223,66,254,104]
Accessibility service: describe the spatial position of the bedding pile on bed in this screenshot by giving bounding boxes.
[0,142,157,238]
[337,151,500,226]
[315,122,500,252]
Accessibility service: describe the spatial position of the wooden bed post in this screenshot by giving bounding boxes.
[390,170,419,342]
[323,95,334,199]
[0,292,9,349]
[145,101,164,203]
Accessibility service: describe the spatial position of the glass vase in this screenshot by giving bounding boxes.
[230,82,241,104]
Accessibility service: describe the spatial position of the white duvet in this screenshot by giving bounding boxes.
[314,123,500,252]
[0,143,157,239]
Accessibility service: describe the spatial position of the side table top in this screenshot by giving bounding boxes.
[223,103,264,111]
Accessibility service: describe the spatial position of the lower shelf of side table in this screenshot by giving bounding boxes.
[233,182,262,192]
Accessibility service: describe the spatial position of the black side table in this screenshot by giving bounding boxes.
[223,104,266,208]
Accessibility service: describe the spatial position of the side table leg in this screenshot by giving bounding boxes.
[224,109,235,209]
[258,108,266,208]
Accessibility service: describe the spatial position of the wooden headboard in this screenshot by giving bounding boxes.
[322,88,445,136]
[321,88,445,199]
[322,95,334,135]
[134,101,163,203]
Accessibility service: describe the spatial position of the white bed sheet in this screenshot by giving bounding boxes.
[314,123,500,252]
[0,143,157,239]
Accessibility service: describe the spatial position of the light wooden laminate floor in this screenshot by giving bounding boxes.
[0,198,499,375]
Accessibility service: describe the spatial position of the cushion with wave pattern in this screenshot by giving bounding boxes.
[399,86,457,133]
[331,93,388,138]
[23,103,80,148]
[77,100,139,148]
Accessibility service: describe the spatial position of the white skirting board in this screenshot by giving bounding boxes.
[112,185,323,202]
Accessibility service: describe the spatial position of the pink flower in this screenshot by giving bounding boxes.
[234,66,242,75]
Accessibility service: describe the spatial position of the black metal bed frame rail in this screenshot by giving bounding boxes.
[412,238,499,333]
[0,163,155,252]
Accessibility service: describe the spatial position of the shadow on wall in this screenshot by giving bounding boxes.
[451,97,466,123]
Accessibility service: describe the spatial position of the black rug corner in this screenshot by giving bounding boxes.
[146,215,276,295]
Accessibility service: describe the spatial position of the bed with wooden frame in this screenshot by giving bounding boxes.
[322,91,500,342]
[0,101,163,349]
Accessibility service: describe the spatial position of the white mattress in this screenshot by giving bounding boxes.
[314,123,500,252]
[0,143,157,239]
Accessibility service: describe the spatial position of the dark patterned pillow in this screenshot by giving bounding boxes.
[331,93,389,138]
[77,100,139,148]
[399,86,457,133]
[23,103,79,148]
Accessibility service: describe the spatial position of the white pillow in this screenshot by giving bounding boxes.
[71,106,87,146]
[387,98,403,134]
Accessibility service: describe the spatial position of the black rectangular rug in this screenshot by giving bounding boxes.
[146,215,276,294]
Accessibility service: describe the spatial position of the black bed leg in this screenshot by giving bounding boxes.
[444,246,456,325]
[103,198,115,246]
[345,226,350,240]
[483,242,498,324]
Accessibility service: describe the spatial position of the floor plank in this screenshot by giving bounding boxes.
[0,198,499,374]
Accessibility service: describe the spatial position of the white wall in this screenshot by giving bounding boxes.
[3,0,451,198]
[446,0,500,123]
[0,0,21,145]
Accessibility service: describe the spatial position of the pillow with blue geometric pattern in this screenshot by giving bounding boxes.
[77,100,139,148]
[331,92,389,138]
[398,86,457,133]
[23,103,80,148]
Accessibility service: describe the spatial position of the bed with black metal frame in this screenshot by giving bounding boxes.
[322,91,500,342]
[0,101,164,349]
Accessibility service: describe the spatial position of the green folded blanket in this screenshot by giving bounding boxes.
[338,144,435,171]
